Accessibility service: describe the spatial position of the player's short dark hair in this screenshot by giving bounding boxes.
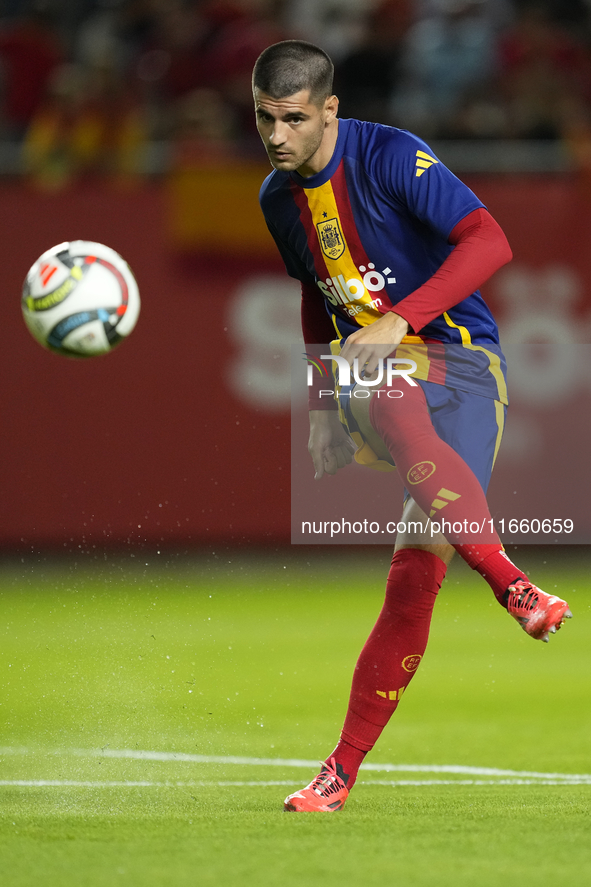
[252,41,334,105]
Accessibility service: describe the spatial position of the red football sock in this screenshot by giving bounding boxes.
[461,544,528,604]
[327,549,446,788]
[368,383,532,604]
[369,384,499,546]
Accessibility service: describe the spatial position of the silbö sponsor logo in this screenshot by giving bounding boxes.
[316,262,396,317]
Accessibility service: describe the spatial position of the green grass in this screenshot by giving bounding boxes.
[1,549,590,886]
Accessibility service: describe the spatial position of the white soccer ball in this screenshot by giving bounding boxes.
[22,240,140,357]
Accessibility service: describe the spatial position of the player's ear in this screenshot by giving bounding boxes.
[324,94,339,122]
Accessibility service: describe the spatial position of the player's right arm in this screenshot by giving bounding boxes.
[308,409,356,480]
[259,178,355,478]
[302,281,356,479]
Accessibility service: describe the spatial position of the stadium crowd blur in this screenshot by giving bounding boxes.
[2,0,591,184]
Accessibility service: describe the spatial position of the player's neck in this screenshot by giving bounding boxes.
[297,119,339,178]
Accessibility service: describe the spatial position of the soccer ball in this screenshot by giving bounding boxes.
[22,241,140,357]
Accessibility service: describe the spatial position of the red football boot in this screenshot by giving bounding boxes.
[506,580,572,642]
[284,758,349,812]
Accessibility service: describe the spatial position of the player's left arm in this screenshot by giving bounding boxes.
[388,207,512,336]
[340,207,512,373]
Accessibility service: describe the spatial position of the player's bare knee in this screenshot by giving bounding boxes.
[394,498,455,563]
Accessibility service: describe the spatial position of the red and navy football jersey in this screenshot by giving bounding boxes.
[259,118,507,404]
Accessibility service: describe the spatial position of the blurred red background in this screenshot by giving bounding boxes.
[2,170,590,548]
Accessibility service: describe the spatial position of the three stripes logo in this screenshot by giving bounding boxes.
[376,687,405,701]
[428,487,461,518]
[415,150,439,177]
[39,262,58,287]
[27,260,85,312]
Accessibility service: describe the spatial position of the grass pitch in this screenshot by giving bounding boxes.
[1,548,590,886]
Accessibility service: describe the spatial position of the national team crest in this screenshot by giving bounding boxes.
[316,218,345,259]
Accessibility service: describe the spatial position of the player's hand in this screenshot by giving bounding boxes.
[308,410,356,480]
[340,311,410,375]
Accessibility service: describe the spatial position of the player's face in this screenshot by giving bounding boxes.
[254,89,339,177]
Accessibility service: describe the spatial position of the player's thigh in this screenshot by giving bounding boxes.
[350,379,506,493]
[394,496,455,564]
[425,383,506,494]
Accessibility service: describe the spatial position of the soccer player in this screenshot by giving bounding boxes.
[252,40,572,813]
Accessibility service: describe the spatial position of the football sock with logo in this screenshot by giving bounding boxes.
[369,385,499,546]
[368,386,532,605]
[326,549,446,788]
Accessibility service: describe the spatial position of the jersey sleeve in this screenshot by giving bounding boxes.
[392,208,513,334]
[377,132,485,240]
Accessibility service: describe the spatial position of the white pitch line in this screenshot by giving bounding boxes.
[362,778,591,787]
[84,750,591,781]
[0,780,295,788]
[0,747,589,783]
[0,780,164,788]
[1,778,590,788]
